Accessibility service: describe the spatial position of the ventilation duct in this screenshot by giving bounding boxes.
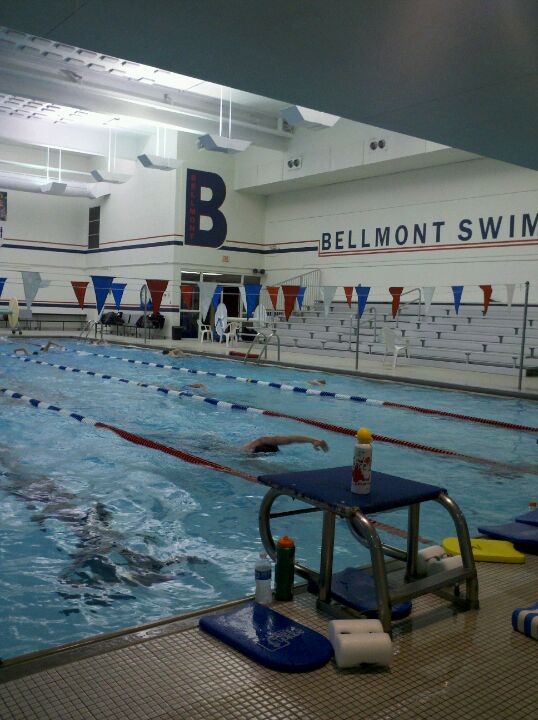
[0,172,110,198]
[279,106,340,129]
[90,169,132,184]
[40,181,67,195]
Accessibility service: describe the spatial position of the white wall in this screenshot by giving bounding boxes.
[263,158,538,302]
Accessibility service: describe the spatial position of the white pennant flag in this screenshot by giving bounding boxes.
[422,286,435,315]
[505,284,515,312]
[22,271,48,311]
[239,285,247,313]
[321,286,337,317]
[198,282,217,322]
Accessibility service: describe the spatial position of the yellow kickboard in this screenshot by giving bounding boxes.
[442,537,525,564]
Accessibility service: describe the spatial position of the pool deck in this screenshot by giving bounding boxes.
[2,330,538,398]
[1,557,537,720]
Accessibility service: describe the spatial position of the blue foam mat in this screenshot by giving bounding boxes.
[199,601,333,672]
[331,567,412,620]
[477,522,538,553]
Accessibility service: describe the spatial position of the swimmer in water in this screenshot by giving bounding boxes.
[307,379,326,386]
[14,340,65,355]
[162,349,184,357]
[241,435,329,454]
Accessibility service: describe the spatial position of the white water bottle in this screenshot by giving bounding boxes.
[255,552,273,604]
[352,427,373,495]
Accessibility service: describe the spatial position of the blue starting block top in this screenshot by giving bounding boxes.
[258,466,446,516]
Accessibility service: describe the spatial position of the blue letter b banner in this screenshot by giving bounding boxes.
[185,168,227,248]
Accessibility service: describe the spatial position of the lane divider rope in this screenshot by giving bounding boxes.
[75,349,538,435]
[0,385,433,544]
[13,355,536,475]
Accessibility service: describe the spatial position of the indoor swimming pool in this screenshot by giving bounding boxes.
[0,339,537,659]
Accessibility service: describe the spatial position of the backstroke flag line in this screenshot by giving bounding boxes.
[91,275,115,315]
[71,280,89,309]
[111,282,127,311]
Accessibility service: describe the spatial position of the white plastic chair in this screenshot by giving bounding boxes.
[383,327,410,369]
[221,321,239,347]
[197,318,213,343]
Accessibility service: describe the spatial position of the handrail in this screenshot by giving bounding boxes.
[79,320,96,339]
[273,269,322,312]
[368,307,378,342]
[243,329,281,363]
[396,288,422,326]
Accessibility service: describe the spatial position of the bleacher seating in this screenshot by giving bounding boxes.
[265,302,538,376]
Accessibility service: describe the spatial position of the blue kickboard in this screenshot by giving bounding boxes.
[477,522,538,553]
[199,601,333,672]
[331,567,412,620]
[515,508,538,527]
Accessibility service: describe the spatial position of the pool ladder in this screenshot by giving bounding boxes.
[79,320,103,340]
[243,329,281,363]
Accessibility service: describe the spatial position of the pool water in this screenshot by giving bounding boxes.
[0,339,536,659]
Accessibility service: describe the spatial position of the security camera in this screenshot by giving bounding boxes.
[370,141,378,151]
[287,160,294,169]
[378,139,386,149]
[293,158,301,167]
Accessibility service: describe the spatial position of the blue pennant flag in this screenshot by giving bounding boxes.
[451,285,464,315]
[91,275,114,315]
[0,278,6,299]
[296,286,306,310]
[111,282,126,310]
[355,286,371,318]
[212,285,223,311]
[244,284,262,319]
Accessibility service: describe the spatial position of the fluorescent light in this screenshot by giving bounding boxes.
[137,154,182,171]
[40,181,67,195]
[90,169,132,183]
[197,134,251,153]
[280,106,340,129]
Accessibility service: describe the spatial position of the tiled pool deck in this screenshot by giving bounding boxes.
[1,557,537,720]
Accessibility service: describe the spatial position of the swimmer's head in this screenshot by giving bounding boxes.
[253,443,280,454]
[162,350,170,355]
[32,351,38,355]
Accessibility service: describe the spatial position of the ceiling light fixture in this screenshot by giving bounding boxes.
[198,87,251,154]
[91,126,132,184]
[279,105,340,130]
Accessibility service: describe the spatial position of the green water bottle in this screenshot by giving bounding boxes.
[275,535,295,601]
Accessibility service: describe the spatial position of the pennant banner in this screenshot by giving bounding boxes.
[389,286,404,319]
[296,286,306,310]
[71,280,89,310]
[505,284,515,312]
[111,282,126,311]
[322,286,337,317]
[0,277,7,299]
[355,286,370,319]
[451,285,464,315]
[244,284,262,319]
[344,287,353,307]
[146,279,168,315]
[282,285,300,321]
[180,284,194,309]
[199,282,217,321]
[266,286,280,311]
[91,275,114,315]
[212,285,223,312]
[479,284,493,315]
[22,271,47,311]
[422,286,435,315]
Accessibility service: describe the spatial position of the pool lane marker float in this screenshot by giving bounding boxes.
[75,349,538,435]
[12,355,537,476]
[0,385,431,545]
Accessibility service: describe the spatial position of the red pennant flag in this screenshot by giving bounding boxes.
[282,285,300,321]
[266,286,280,310]
[180,284,194,309]
[71,280,89,309]
[146,279,168,315]
[344,287,353,307]
[389,287,404,318]
[480,284,493,315]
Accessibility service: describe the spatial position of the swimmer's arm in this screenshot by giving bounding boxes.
[247,435,329,451]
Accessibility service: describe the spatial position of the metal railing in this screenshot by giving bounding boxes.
[396,287,422,326]
[243,329,281,363]
[79,320,97,339]
[274,269,322,313]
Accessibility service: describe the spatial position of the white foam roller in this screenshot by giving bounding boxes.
[426,554,463,575]
[328,619,383,644]
[416,545,447,576]
[332,632,393,668]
